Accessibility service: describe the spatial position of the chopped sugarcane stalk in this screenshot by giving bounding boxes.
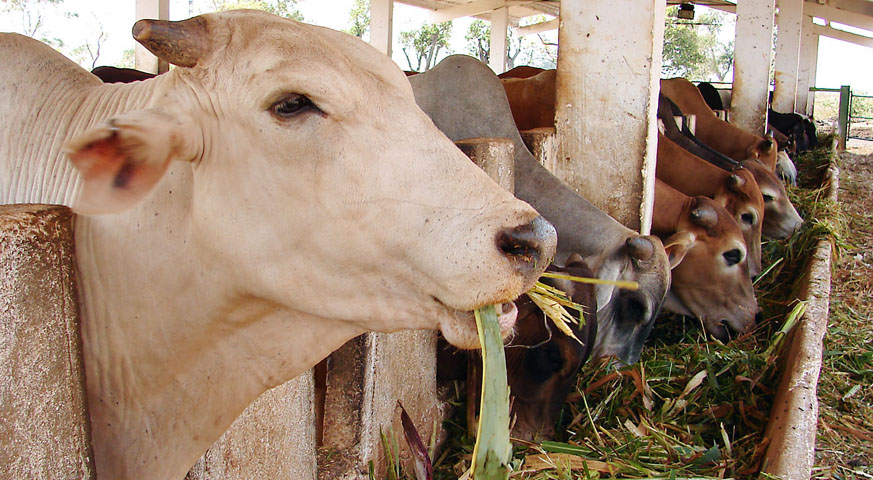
[470,305,512,480]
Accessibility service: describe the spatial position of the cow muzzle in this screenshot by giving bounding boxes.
[495,215,557,288]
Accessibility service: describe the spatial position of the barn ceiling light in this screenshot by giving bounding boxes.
[678,3,695,20]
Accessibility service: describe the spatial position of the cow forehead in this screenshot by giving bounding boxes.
[204,12,411,102]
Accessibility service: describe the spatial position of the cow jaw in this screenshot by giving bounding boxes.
[437,301,518,350]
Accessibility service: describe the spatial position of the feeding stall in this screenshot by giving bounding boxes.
[0,0,865,478]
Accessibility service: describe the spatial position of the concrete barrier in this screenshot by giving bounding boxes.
[761,147,839,479]
[519,128,558,173]
[187,372,317,480]
[0,204,94,479]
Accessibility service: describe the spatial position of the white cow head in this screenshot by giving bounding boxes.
[64,9,556,349]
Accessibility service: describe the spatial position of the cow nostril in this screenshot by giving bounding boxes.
[496,216,557,271]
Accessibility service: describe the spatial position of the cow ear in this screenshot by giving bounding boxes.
[662,231,695,270]
[64,110,196,214]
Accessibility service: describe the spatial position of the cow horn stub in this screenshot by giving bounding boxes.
[690,201,718,229]
[133,16,209,68]
[625,235,654,261]
[728,173,745,191]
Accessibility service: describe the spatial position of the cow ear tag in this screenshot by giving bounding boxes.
[65,110,191,215]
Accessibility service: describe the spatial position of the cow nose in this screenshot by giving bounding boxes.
[496,216,557,275]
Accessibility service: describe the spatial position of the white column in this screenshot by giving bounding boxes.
[772,0,804,113]
[732,0,776,134]
[798,21,820,116]
[554,0,665,233]
[370,0,393,57]
[135,0,170,74]
[489,7,508,74]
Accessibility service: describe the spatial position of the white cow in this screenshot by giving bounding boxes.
[0,10,556,479]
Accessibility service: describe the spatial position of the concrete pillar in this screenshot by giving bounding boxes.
[319,331,442,479]
[186,373,317,480]
[489,7,509,74]
[455,137,515,192]
[135,0,170,74]
[732,0,776,134]
[370,0,393,57]
[520,128,558,173]
[555,0,665,234]
[0,205,94,479]
[772,0,804,113]
[798,21,820,116]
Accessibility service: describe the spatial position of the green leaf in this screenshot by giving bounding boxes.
[471,305,512,480]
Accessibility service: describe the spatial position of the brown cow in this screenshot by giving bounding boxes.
[657,94,802,239]
[498,65,546,79]
[660,77,779,171]
[653,179,758,340]
[500,69,557,131]
[656,132,764,277]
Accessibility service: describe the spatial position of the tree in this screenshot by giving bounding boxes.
[207,0,303,21]
[70,19,107,70]
[345,0,369,39]
[662,6,734,82]
[1,0,64,38]
[464,18,556,70]
[399,21,452,72]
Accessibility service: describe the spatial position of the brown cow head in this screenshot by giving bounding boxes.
[712,168,765,277]
[663,197,759,341]
[740,158,803,239]
[504,255,597,440]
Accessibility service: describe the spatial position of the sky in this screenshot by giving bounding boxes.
[2,0,873,93]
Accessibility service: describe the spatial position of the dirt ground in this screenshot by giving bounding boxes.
[813,140,873,479]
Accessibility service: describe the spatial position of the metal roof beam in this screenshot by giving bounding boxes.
[803,1,873,33]
[812,22,873,48]
[429,0,529,22]
[515,17,558,35]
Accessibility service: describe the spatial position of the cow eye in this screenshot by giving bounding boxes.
[270,94,318,119]
[723,248,742,267]
[740,212,755,225]
[762,194,775,203]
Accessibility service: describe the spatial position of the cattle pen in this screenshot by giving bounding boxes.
[2,0,869,479]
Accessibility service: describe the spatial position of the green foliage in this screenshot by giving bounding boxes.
[344,0,369,38]
[399,21,453,72]
[464,17,557,70]
[662,6,734,82]
[208,0,303,21]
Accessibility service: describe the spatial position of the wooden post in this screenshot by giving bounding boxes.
[555,0,665,234]
[134,0,170,74]
[370,0,394,57]
[732,0,776,134]
[772,0,804,113]
[489,7,509,74]
[0,205,94,479]
[838,85,851,150]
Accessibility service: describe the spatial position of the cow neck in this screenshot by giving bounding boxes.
[0,61,170,206]
[652,180,694,235]
[656,133,727,197]
[75,193,364,478]
[513,149,632,266]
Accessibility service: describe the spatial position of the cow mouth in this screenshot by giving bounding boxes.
[436,298,518,350]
